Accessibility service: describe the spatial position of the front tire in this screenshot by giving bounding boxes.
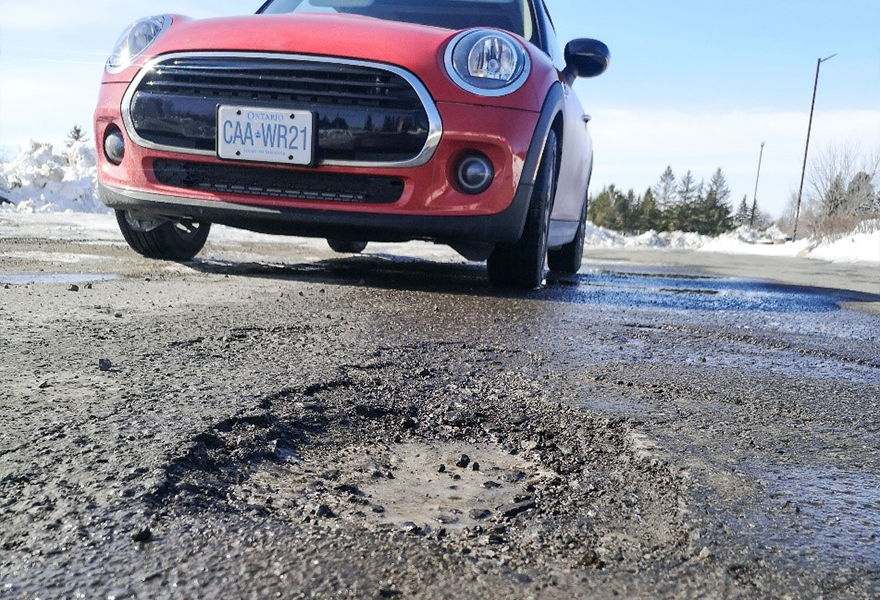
[327,240,368,254]
[548,193,588,274]
[115,210,210,261]
[487,130,558,290]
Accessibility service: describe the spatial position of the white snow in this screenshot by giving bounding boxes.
[1,140,877,265]
[698,227,813,258]
[0,140,105,214]
[808,220,880,264]
[583,221,877,264]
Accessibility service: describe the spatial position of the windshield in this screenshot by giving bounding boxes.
[258,0,536,42]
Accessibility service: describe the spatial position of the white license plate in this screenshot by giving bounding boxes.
[217,106,315,165]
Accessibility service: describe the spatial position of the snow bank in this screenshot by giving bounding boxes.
[698,226,810,257]
[809,219,880,264]
[583,221,877,264]
[583,223,734,251]
[0,141,106,214]
[584,223,711,251]
[583,222,626,247]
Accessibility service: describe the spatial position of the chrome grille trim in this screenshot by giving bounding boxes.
[120,51,443,168]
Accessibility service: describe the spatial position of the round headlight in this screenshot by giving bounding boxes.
[107,15,171,73]
[445,29,530,96]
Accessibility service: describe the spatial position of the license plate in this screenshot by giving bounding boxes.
[217,106,315,165]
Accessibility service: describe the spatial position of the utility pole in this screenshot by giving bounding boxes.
[750,142,766,228]
[792,54,836,240]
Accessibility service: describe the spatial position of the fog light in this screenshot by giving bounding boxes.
[104,128,125,165]
[456,154,494,195]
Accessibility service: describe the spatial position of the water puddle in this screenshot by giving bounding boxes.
[0,272,120,285]
[548,271,843,313]
[2,251,118,264]
[186,256,864,314]
[745,463,880,567]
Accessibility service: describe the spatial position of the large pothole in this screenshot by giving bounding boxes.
[148,343,693,570]
[238,439,550,532]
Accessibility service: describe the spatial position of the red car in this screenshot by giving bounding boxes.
[94,0,608,288]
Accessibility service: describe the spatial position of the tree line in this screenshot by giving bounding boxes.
[588,167,765,236]
[783,144,880,238]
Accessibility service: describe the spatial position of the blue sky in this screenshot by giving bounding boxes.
[1,0,878,216]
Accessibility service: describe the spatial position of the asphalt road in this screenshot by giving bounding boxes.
[1,228,878,599]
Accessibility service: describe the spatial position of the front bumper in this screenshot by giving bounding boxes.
[99,180,533,244]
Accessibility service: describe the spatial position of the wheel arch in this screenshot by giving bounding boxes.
[550,113,565,185]
[518,81,565,190]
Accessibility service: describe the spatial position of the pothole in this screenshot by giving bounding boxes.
[238,439,550,532]
[148,343,693,569]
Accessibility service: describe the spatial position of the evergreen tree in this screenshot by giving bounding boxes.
[700,168,734,234]
[588,186,617,228]
[735,195,750,225]
[619,189,639,232]
[637,188,662,232]
[749,194,761,228]
[822,174,848,218]
[847,171,877,214]
[592,167,741,235]
[588,185,637,231]
[677,171,700,204]
[66,125,89,147]
[653,166,676,210]
[697,189,734,235]
[665,171,699,231]
[707,168,731,206]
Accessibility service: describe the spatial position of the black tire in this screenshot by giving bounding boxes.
[548,193,588,274]
[327,239,368,254]
[115,210,210,261]
[487,130,558,290]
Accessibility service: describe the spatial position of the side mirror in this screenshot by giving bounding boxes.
[563,39,610,84]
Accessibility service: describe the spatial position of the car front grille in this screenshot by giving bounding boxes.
[125,54,437,165]
[152,159,405,204]
[144,55,423,110]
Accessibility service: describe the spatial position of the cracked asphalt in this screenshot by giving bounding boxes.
[1,227,878,599]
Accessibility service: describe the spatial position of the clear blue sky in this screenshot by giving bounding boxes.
[560,0,879,112]
[1,0,878,216]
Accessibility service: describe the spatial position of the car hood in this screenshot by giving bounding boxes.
[103,13,544,108]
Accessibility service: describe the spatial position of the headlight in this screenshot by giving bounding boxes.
[444,29,530,97]
[106,15,171,73]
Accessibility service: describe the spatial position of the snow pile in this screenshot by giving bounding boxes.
[582,220,876,264]
[657,231,710,249]
[809,219,880,264]
[582,223,711,250]
[0,141,105,214]
[699,225,800,255]
[583,221,626,247]
[708,224,787,246]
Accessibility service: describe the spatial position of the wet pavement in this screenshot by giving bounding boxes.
[1,231,878,599]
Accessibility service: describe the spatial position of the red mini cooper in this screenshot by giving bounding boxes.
[95,0,608,288]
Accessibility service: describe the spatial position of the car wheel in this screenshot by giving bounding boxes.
[487,129,558,290]
[327,240,368,254]
[115,210,210,261]
[548,193,587,274]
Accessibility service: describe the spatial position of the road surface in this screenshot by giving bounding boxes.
[1,220,878,599]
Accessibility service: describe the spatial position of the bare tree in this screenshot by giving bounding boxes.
[798,143,880,237]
